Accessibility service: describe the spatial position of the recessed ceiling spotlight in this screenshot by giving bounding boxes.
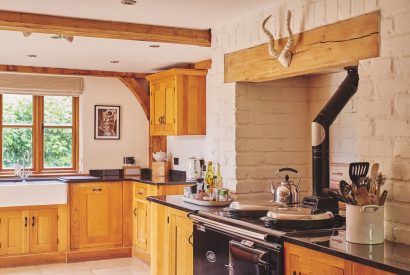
[110,60,120,64]
[149,44,160,48]
[50,34,63,39]
[121,0,137,5]
[27,54,37,58]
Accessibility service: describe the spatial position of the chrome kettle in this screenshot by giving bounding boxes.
[271,167,301,205]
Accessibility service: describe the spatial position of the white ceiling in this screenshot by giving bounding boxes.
[0,0,275,73]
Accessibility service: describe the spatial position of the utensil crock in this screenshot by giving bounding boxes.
[346,204,384,244]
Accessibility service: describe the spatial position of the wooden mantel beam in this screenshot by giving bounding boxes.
[0,64,150,78]
[0,10,211,47]
[225,11,380,83]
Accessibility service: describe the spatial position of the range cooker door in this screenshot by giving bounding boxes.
[193,224,230,274]
[228,240,270,275]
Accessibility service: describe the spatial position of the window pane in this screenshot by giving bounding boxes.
[44,128,72,168]
[44,96,72,126]
[2,128,33,168]
[2,94,33,125]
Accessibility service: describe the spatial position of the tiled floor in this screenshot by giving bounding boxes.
[0,257,150,275]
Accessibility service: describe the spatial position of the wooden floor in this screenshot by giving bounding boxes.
[0,257,150,275]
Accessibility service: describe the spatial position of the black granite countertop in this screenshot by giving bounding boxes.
[283,230,410,274]
[57,175,196,185]
[147,195,225,212]
[149,195,410,274]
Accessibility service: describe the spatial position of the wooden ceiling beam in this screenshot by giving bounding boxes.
[0,10,211,47]
[0,64,150,78]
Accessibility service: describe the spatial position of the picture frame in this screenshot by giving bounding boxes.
[94,105,120,140]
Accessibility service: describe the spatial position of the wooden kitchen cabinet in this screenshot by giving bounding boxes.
[167,207,193,275]
[146,68,207,136]
[29,208,58,253]
[150,204,193,275]
[285,243,350,275]
[0,206,62,258]
[133,198,149,251]
[131,182,187,263]
[284,242,395,275]
[352,262,394,275]
[70,182,123,250]
[0,210,29,255]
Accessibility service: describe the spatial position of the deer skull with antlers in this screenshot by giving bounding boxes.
[262,10,294,68]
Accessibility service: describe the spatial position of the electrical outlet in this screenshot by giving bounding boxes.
[174,157,179,165]
[123,157,136,165]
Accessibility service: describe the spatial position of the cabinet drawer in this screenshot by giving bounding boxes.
[135,185,147,200]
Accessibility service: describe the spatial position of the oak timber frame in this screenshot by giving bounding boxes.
[224,11,380,83]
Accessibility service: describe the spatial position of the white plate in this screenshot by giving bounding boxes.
[181,196,232,206]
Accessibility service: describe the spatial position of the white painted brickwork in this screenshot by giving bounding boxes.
[168,0,410,244]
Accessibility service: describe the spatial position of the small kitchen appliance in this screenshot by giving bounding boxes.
[271,167,301,205]
[186,157,201,181]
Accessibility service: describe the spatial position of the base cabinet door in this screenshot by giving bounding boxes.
[167,208,193,275]
[133,199,148,251]
[0,210,29,255]
[285,243,350,275]
[150,203,168,275]
[29,208,58,253]
[70,182,123,250]
[288,253,344,275]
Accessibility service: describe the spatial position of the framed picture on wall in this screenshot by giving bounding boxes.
[94,105,120,140]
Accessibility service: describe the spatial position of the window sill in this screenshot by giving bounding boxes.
[0,171,85,178]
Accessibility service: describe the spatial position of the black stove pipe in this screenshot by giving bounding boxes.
[312,67,359,196]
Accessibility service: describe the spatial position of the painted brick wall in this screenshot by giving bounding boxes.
[168,0,410,244]
[235,78,310,200]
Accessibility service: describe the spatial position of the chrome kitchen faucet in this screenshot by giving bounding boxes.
[14,150,33,183]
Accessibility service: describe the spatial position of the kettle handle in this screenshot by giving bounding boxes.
[274,168,302,188]
[278,167,298,174]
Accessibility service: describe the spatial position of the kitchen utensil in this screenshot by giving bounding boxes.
[271,167,301,205]
[355,186,371,206]
[371,163,379,180]
[349,162,369,187]
[152,151,170,162]
[346,204,384,244]
[375,172,387,204]
[369,193,379,205]
[379,190,388,206]
[186,157,201,181]
[339,180,352,197]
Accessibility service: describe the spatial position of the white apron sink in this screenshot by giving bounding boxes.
[0,180,67,207]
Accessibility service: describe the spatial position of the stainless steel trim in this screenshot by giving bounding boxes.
[196,210,285,237]
[189,213,268,242]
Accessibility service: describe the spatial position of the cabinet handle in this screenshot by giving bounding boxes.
[138,191,143,195]
[92,188,102,192]
[188,234,193,245]
[162,116,166,124]
[32,216,35,227]
[133,208,137,217]
[24,217,28,227]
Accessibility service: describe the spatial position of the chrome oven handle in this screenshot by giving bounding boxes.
[189,214,268,241]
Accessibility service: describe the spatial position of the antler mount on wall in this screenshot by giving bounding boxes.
[262,10,294,68]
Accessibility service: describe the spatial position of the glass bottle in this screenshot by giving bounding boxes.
[205,161,214,194]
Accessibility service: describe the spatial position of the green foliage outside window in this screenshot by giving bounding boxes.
[2,95,73,169]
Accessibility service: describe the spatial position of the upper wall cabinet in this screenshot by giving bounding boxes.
[146,69,207,136]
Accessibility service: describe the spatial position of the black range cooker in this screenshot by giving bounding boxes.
[190,208,345,275]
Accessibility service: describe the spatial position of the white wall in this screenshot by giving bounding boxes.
[80,77,148,172]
